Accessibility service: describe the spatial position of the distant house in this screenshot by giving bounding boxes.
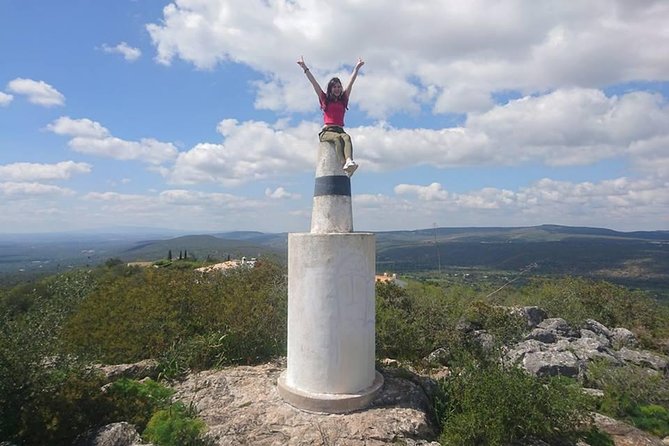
[195,257,257,274]
[375,272,398,284]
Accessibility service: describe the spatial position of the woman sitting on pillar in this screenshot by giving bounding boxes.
[297,56,364,177]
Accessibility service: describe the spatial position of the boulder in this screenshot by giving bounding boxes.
[570,337,620,365]
[537,318,579,338]
[592,413,665,446]
[525,328,557,344]
[96,359,160,382]
[74,422,148,446]
[611,327,639,349]
[521,306,548,328]
[580,329,612,348]
[616,347,668,372]
[171,360,439,445]
[523,350,580,378]
[583,319,612,339]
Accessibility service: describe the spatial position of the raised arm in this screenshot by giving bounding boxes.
[344,57,365,99]
[297,56,324,97]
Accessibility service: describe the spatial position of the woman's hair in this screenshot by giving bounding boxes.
[323,77,348,110]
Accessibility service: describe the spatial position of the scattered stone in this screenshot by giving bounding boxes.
[74,422,149,446]
[426,347,450,365]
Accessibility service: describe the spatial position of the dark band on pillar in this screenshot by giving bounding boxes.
[313,175,351,197]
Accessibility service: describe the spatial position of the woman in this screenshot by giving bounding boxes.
[297,56,364,177]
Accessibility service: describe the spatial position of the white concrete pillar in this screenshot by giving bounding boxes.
[278,140,383,413]
[310,141,353,234]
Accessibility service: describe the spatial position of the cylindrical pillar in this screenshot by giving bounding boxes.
[311,141,353,234]
[278,232,383,413]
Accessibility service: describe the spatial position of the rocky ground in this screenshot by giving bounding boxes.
[72,307,669,445]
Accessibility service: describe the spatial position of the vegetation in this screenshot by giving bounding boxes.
[1,257,668,445]
[435,350,594,445]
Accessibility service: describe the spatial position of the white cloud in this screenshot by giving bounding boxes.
[0,91,13,106]
[46,117,178,164]
[101,42,142,61]
[265,186,301,200]
[389,176,669,229]
[0,161,92,182]
[168,119,318,185]
[6,78,65,107]
[146,1,669,115]
[0,182,75,199]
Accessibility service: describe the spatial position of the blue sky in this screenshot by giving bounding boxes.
[1,1,668,234]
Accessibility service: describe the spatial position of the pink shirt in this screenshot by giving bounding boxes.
[319,91,348,127]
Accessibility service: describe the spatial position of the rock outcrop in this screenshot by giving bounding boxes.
[74,422,150,446]
[171,359,440,446]
[501,312,668,379]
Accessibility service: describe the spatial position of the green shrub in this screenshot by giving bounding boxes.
[587,360,669,435]
[629,404,669,437]
[435,353,593,446]
[105,378,174,431]
[512,277,669,349]
[143,402,208,446]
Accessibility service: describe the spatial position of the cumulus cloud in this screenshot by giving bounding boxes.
[101,42,142,61]
[168,119,318,185]
[0,161,92,182]
[146,1,669,115]
[6,78,65,107]
[0,182,75,199]
[46,117,178,164]
[265,186,301,200]
[390,177,669,228]
[0,91,13,106]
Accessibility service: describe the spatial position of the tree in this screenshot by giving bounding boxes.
[168,250,173,261]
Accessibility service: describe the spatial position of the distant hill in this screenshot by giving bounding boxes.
[1,225,667,295]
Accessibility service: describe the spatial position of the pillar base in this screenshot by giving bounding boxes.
[277,371,384,414]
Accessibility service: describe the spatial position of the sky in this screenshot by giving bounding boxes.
[1,0,668,234]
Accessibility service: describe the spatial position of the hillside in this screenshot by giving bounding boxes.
[1,225,667,295]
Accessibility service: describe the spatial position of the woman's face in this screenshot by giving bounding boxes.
[331,82,343,97]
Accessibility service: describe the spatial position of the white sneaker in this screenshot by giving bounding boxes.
[343,159,358,177]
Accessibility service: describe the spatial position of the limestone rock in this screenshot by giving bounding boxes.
[537,318,579,338]
[592,413,665,446]
[96,359,160,382]
[523,350,580,377]
[171,360,438,446]
[521,306,548,328]
[616,347,668,372]
[74,422,149,446]
[611,327,639,349]
[583,319,612,339]
[525,328,558,344]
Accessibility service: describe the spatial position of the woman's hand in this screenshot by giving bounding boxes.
[355,57,365,70]
[297,56,308,70]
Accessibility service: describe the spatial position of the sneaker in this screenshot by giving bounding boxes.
[343,159,358,177]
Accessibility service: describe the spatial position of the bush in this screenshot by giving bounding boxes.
[512,277,669,349]
[62,261,287,368]
[104,378,174,432]
[587,360,669,436]
[435,352,593,446]
[143,402,208,446]
[629,404,669,437]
